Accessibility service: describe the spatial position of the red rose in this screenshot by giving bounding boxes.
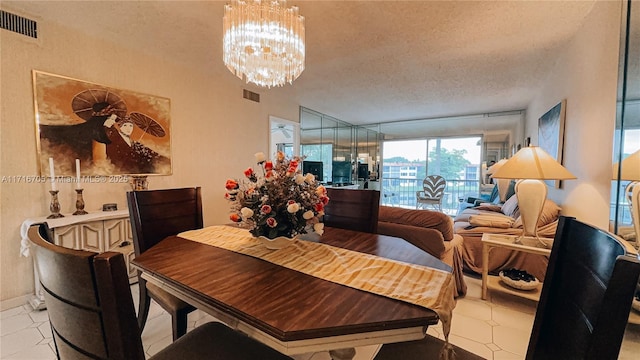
[322,195,330,205]
[266,217,278,228]
[244,167,254,177]
[314,202,324,212]
[229,213,241,222]
[225,179,239,190]
[289,160,298,171]
[264,161,274,171]
[261,205,272,214]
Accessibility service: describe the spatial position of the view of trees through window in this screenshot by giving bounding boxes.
[382,137,481,213]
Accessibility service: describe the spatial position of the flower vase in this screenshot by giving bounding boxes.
[258,235,295,250]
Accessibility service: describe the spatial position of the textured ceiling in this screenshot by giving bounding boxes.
[4,0,600,126]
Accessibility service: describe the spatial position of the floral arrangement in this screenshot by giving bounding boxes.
[225,151,329,239]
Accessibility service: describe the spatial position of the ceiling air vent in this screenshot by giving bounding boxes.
[243,89,260,103]
[0,10,37,39]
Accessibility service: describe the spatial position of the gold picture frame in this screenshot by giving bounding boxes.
[33,70,172,177]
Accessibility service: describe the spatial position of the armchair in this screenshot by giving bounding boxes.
[416,175,446,210]
[378,206,467,296]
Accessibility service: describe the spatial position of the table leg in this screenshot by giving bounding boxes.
[329,348,356,360]
[29,258,47,310]
[482,243,489,300]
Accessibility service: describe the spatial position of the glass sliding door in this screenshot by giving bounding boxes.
[381,137,481,214]
[427,137,482,214]
[381,140,427,207]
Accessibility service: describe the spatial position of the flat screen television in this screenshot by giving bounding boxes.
[302,161,324,182]
[332,161,352,185]
[357,163,369,179]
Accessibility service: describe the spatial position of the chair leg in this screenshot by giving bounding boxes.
[137,277,152,333]
[171,308,190,341]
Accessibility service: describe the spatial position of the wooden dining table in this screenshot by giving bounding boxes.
[131,226,452,360]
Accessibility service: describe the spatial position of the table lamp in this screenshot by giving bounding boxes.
[612,149,640,244]
[486,158,510,202]
[491,146,576,245]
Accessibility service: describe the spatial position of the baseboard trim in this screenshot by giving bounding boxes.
[1,295,30,312]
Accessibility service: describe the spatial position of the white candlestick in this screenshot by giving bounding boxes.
[75,159,81,189]
[48,157,57,191]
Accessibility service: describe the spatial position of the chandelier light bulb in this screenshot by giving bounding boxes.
[223,0,305,88]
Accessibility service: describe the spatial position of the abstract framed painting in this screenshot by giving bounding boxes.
[538,99,566,188]
[32,70,172,177]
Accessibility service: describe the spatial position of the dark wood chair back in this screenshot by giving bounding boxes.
[324,188,381,233]
[526,216,640,359]
[29,223,145,360]
[127,187,203,256]
[30,223,294,360]
[126,187,202,340]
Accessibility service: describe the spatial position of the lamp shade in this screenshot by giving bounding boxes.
[612,149,640,181]
[492,146,576,180]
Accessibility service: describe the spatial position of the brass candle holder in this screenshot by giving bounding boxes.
[130,175,148,191]
[73,188,88,215]
[47,190,64,219]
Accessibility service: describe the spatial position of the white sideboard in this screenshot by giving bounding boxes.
[21,210,136,310]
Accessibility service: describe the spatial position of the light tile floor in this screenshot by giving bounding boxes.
[1,276,639,359]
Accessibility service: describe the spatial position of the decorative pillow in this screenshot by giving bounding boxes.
[538,199,561,226]
[512,199,561,228]
[474,204,503,212]
[501,194,520,219]
[469,214,515,228]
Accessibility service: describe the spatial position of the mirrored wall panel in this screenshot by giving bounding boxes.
[612,0,640,243]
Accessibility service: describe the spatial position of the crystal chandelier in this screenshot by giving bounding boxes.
[223,0,305,88]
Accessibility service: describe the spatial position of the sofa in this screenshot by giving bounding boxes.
[377,206,467,297]
[453,194,561,281]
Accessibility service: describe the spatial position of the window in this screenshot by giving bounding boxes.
[381,137,482,213]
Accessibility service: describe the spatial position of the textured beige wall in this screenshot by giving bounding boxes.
[0,1,623,306]
[0,16,299,305]
[525,0,621,229]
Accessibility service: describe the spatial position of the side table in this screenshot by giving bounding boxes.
[481,233,552,302]
[20,210,135,310]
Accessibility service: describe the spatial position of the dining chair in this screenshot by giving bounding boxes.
[416,175,446,211]
[323,188,381,233]
[127,187,202,341]
[525,216,639,359]
[375,216,640,360]
[27,223,292,360]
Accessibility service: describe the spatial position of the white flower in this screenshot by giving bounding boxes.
[302,210,314,220]
[287,202,300,213]
[254,152,266,163]
[304,173,315,184]
[294,174,305,184]
[313,222,324,235]
[240,207,254,218]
